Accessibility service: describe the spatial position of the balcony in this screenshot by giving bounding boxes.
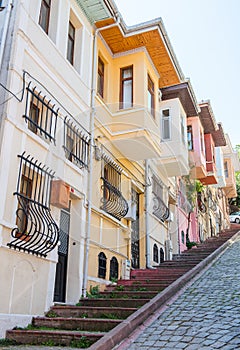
[223,158,237,198]
[200,160,218,185]
[95,99,161,161]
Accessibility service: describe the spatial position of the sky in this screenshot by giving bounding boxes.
[114,0,240,149]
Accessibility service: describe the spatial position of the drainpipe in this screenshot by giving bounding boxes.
[82,16,120,298]
[0,0,13,71]
[145,159,151,268]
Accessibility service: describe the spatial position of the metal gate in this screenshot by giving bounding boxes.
[131,189,140,269]
[54,207,70,302]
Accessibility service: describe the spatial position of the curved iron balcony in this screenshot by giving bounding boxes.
[197,195,207,213]
[153,196,170,221]
[8,195,59,258]
[100,178,128,220]
[8,152,59,258]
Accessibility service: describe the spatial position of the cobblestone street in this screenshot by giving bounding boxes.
[118,234,240,350]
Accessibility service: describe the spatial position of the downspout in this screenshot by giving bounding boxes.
[0,0,13,71]
[82,16,120,298]
[145,159,151,268]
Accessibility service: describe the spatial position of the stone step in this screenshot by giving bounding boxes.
[33,316,122,332]
[116,280,171,287]
[50,305,137,319]
[106,284,167,292]
[99,290,159,299]
[79,298,150,308]
[6,329,104,347]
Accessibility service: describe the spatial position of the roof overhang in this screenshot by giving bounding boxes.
[161,81,199,117]
[75,0,115,24]
[199,100,226,147]
[95,16,184,87]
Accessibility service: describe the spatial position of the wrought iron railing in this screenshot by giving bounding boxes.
[23,82,58,143]
[152,195,170,221]
[197,193,207,213]
[63,116,90,169]
[8,152,59,257]
[100,178,128,220]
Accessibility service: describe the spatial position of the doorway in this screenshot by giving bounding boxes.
[131,188,140,269]
[54,205,70,302]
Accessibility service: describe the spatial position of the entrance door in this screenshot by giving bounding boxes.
[131,189,140,269]
[54,207,70,302]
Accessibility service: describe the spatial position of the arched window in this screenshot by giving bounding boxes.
[98,252,107,279]
[109,257,119,281]
[181,230,185,244]
[153,244,159,263]
[160,247,164,263]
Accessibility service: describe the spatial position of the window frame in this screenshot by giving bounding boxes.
[98,252,107,279]
[153,243,159,263]
[97,57,105,98]
[109,256,119,281]
[187,125,194,150]
[147,74,155,117]
[67,21,75,65]
[161,109,171,141]
[39,0,51,34]
[120,65,133,109]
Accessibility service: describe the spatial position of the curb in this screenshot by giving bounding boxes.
[89,231,240,350]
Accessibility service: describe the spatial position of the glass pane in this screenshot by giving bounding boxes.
[123,80,132,108]
[163,118,170,139]
[122,68,132,79]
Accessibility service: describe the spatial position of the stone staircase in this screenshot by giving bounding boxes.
[6,226,239,349]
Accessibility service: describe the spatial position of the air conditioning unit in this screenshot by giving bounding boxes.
[124,200,136,221]
[166,211,174,222]
[121,259,131,279]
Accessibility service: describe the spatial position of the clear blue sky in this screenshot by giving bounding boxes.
[114,0,240,148]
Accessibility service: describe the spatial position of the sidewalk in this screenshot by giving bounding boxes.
[116,234,240,350]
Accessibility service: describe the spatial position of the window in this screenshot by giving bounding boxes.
[181,115,185,144]
[147,74,155,117]
[28,102,39,134]
[39,0,51,34]
[224,161,229,178]
[181,230,185,244]
[187,125,193,150]
[98,252,107,279]
[109,257,119,280]
[162,109,171,140]
[153,244,159,263]
[97,57,104,98]
[100,154,128,220]
[16,175,32,235]
[200,129,204,153]
[120,66,133,109]
[24,84,58,143]
[67,21,75,65]
[64,116,90,169]
[8,153,59,257]
[160,247,164,263]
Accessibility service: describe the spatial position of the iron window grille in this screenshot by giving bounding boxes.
[23,82,58,143]
[152,175,169,221]
[8,152,59,257]
[98,252,107,279]
[63,116,90,169]
[178,179,192,213]
[100,153,128,220]
[197,193,207,213]
[100,154,128,220]
[39,0,51,34]
[109,256,119,280]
